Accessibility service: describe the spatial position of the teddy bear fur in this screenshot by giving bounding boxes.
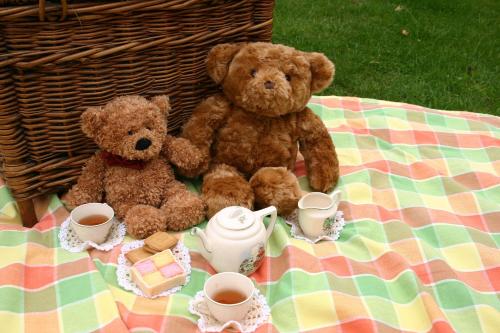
[65,95,206,238]
[178,42,339,218]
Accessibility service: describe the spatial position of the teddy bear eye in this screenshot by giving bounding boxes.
[128,130,134,136]
[146,126,152,131]
[285,74,291,82]
[250,69,257,78]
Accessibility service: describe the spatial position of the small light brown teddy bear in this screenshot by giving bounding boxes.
[64,95,206,238]
[179,42,339,218]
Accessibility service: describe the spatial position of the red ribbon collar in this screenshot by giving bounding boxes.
[100,151,146,170]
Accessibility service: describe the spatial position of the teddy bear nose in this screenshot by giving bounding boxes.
[135,138,152,151]
[264,81,274,89]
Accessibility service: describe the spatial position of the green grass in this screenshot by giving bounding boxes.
[272,0,499,115]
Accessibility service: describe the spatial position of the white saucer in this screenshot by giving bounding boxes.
[188,289,270,333]
[59,217,126,252]
[285,210,345,243]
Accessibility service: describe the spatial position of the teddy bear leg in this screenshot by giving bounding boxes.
[124,204,167,239]
[160,181,205,231]
[249,167,303,217]
[202,164,254,218]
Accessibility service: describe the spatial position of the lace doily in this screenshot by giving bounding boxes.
[189,289,270,333]
[117,240,191,298]
[59,217,126,252]
[285,209,345,243]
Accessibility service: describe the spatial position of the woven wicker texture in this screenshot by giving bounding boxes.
[0,0,274,200]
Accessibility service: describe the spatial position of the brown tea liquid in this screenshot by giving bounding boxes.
[78,215,109,226]
[212,289,247,304]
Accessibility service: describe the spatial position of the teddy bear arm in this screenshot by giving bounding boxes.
[110,201,136,220]
[178,94,231,177]
[160,178,206,231]
[298,108,339,192]
[64,154,106,208]
[162,135,206,173]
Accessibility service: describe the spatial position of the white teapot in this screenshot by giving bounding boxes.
[190,206,277,275]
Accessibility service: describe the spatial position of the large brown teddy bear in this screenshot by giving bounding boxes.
[179,42,339,218]
[65,95,206,238]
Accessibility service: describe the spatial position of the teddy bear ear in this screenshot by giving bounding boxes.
[81,106,104,139]
[206,43,245,84]
[304,52,335,93]
[150,95,171,116]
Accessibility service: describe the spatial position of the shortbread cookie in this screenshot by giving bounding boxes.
[125,247,153,264]
[143,244,159,254]
[144,231,178,252]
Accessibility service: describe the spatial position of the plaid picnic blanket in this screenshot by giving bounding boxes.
[0,96,499,333]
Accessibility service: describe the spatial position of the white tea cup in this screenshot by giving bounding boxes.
[70,203,114,244]
[204,272,255,323]
[298,190,341,239]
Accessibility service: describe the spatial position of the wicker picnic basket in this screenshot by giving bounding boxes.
[0,0,274,225]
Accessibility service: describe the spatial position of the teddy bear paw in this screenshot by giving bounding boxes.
[250,167,302,217]
[162,194,206,231]
[125,205,166,239]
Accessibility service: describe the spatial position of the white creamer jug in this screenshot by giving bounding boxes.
[298,190,341,238]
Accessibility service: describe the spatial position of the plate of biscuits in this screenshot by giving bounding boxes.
[117,231,191,298]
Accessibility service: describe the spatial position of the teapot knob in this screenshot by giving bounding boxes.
[230,208,244,219]
[216,206,254,230]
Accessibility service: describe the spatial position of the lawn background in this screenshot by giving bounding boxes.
[272,0,499,115]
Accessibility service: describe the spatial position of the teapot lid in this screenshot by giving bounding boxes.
[216,206,255,231]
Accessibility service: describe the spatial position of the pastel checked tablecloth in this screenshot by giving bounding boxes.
[0,96,499,332]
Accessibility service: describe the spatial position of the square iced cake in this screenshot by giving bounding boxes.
[130,249,186,297]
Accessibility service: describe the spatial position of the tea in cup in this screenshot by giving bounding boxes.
[70,203,114,244]
[298,190,341,239]
[204,272,254,323]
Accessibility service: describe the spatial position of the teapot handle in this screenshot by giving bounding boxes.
[255,206,277,242]
[328,190,342,210]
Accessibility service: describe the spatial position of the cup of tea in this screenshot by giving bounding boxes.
[204,272,255,323]
[70,203,114,244]
[298,190,341,239]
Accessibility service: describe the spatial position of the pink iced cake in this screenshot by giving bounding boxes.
[130,249,186,297]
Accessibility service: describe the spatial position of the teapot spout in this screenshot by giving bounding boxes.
[190,227,213,253]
